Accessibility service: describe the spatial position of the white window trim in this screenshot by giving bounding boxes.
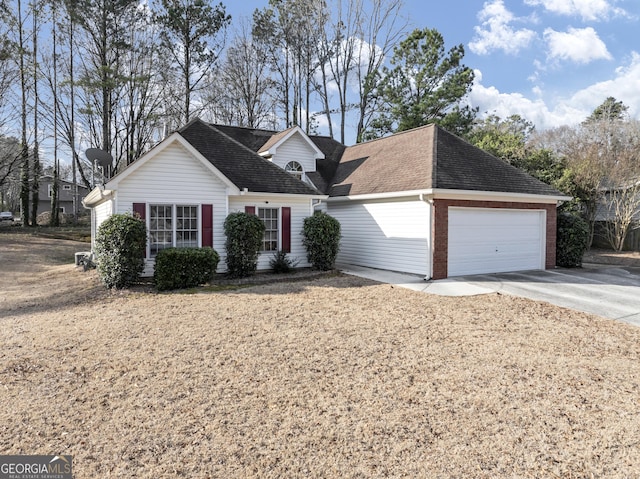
[147,203,201,257]
[285,161,304,181]
[257,206,280,253]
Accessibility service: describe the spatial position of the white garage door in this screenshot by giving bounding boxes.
[448,208,545,277]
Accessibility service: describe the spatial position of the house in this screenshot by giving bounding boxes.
[83,118,569,279]
[38,175,90,217]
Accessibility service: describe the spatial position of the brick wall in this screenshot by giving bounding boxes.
[431,199,557,280]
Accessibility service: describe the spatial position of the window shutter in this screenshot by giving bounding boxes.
[202,204,213,248]
[133,202,146,219]
[245,206,256,215]
[282,207,291,253]
[132,203,146,258]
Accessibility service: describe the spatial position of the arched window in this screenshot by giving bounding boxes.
[285,161,304,180]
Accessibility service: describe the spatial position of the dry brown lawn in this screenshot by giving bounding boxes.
[1,231,640,478]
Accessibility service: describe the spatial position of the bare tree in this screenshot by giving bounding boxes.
[354,0,407,143]
[15,0,31,226]
[154,0,230,126]
[312,0,407,143]
[74,0,140,155]
[116,4,167,168]
[30,0,41,225]
[600,120,640,251]
[205,19,276,128]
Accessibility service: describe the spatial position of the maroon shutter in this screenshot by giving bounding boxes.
[281,207,291,253]
[133,202,146,219]
[133,203,146,258]
[202,204,213,248]
[245,206,256,215]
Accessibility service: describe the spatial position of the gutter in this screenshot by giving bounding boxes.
[81,185,114,209]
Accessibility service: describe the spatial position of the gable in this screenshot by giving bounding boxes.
[269,131,319,175]
[116,142,230,204]
[179,120,322,196]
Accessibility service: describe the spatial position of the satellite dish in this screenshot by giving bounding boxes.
[85,148,113,169]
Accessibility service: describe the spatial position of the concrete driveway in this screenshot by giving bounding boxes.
[339,264,640,326]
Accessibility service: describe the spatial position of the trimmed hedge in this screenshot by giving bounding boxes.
[154,247,220,291]
[556,211,589,267]
[302,212,341,270]
[224,212,265,278]
[95,213,147,289]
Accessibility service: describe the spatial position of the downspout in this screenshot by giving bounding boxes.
[419,193,433,281]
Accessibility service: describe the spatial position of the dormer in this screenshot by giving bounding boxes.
[258,126,325,183]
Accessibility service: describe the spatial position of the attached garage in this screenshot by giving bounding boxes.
[447,207,546,277]
[320,123,570,280]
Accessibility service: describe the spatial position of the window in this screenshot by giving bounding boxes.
[176,205,198,248]
[285,161,303,180]
[258,207,278,252]
[63,185,72,191]
[149,204,199,257]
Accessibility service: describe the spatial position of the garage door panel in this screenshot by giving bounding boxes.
[448,208,545,277]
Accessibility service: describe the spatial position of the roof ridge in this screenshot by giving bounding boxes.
[196,120,276,159]
[346,123,437,150]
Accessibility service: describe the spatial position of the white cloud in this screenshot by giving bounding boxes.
[469,55,640,129]
[524,0,628,21]
[469,0,537,55]
[568,51,640,117]
[544,27,612,64]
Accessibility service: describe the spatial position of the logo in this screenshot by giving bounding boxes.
[0,455,72,479]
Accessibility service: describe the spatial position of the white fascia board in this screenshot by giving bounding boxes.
[430,189,572,203]
[105,133,240,194]
[235,191,329,201]
[82,186,114,208]
[326,188,571,204]
[326,190,433,202]
[259,126,325,159]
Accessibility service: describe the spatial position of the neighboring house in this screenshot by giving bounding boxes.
[83,118,569,279]
[38,175,90,216]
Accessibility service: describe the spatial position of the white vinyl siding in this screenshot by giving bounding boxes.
[328,199,431,276]
[91,199,113,251]
[448,208,545,277]
[271,133,317,175]
[115,143,229,275]
[230,196,313,271]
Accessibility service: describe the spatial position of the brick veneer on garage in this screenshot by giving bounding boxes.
[431,199,558,280]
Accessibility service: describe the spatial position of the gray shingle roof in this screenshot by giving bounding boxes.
[178,119,321,196]
[178,120,562,199]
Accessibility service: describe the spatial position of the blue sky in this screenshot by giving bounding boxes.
[226,0,640,138]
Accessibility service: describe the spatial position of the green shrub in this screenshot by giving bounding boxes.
[556,211,589,267]
[269,250,300,274]
[224,212,265,278]
[95,213,147,289]
[302,212,341,270]
[154,247,220,291]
